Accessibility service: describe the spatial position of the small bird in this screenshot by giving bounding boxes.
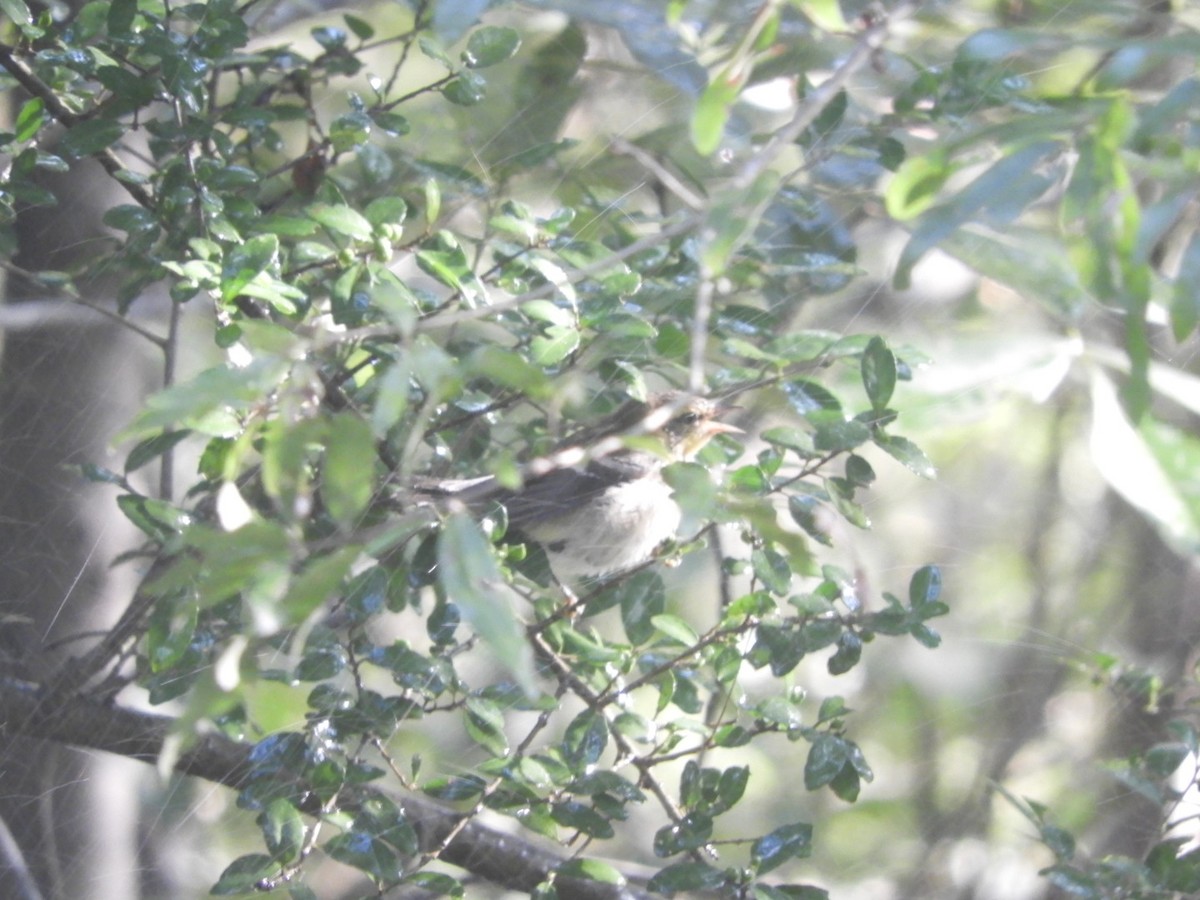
[421,392,742,581]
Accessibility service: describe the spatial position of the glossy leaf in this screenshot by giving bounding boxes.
[464,26,521,68]
[751,822,813,876]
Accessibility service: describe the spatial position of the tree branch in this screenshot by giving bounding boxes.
[0,677,659,900]
[0,42,155,209]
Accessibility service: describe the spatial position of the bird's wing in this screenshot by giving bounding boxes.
[501,451,660,528]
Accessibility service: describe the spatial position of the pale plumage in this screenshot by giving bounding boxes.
[422,392,741,580]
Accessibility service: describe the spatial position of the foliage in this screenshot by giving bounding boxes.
[3,0,1200,897]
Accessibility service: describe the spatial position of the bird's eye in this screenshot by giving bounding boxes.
[674,411,700,427]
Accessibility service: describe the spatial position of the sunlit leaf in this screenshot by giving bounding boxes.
[437,513,536,692]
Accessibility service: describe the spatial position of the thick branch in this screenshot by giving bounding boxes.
[0,678,656,900]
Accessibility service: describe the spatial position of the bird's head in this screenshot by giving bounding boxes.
[646,392,743,461]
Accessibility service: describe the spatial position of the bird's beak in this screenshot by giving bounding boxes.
[678,418,743,459]
[703,420,743,437]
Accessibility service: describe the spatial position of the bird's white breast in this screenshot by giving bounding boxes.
[524,476,681,580]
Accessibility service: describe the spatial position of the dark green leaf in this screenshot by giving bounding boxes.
[465,696,510,756]
[551,800,614,838]
[828,762,861,802]
[751,822,813,876]
[717,766,750,809]
[343,13,374,39]
[648,861,728,895]
[804,733,847,790]
[402,871,464,897]
[827,631,862,675]
[908,565,942,608]
[653,813,713,857]
[563,709,608,770]
[325,830,403,882]
[861,336,896,410]
[59,118,124,159]
[211,853,277,894]
[125,430,190,473]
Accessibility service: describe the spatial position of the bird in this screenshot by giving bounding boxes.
[418,391,742,581]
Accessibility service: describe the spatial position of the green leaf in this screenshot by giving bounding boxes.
[874,433,936,478]
[563,709,608,769]
[885,152,953,220]
[0,0,33,27]
[463,349,547,403]
[608,570,664,645]
[437,513,536,692]
[751,547,791,594]
[692,73,741,155]
[371,357,414,437]
[308,203,373,240]
[365,196,408,227]
[211,853,278,894]
[323,412,376,527]
[222,233,279,303]
[402,872,464,897]
[530,324,580,366]
[283,547,357,622]
[827,631,862,675]
[258,798,305,863]
[651,614,698,646]
[551,800,614,839]
[654,814,714,857]
[648,861,728,895]
[810,414,870,453]
[125,430,190,473]
[463,26,521,68]
[908,565,942,609]
[117,494,190,540]
[804,733,847,790]
[465,696,510,756]
[555,858,625,885]
[14,97,43,143]
[860,336,896,410]
[751,822,813,876]
[444,70,487,105]
[330,111,372,152]
[325,830,402,882]
[58,118,124,159]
